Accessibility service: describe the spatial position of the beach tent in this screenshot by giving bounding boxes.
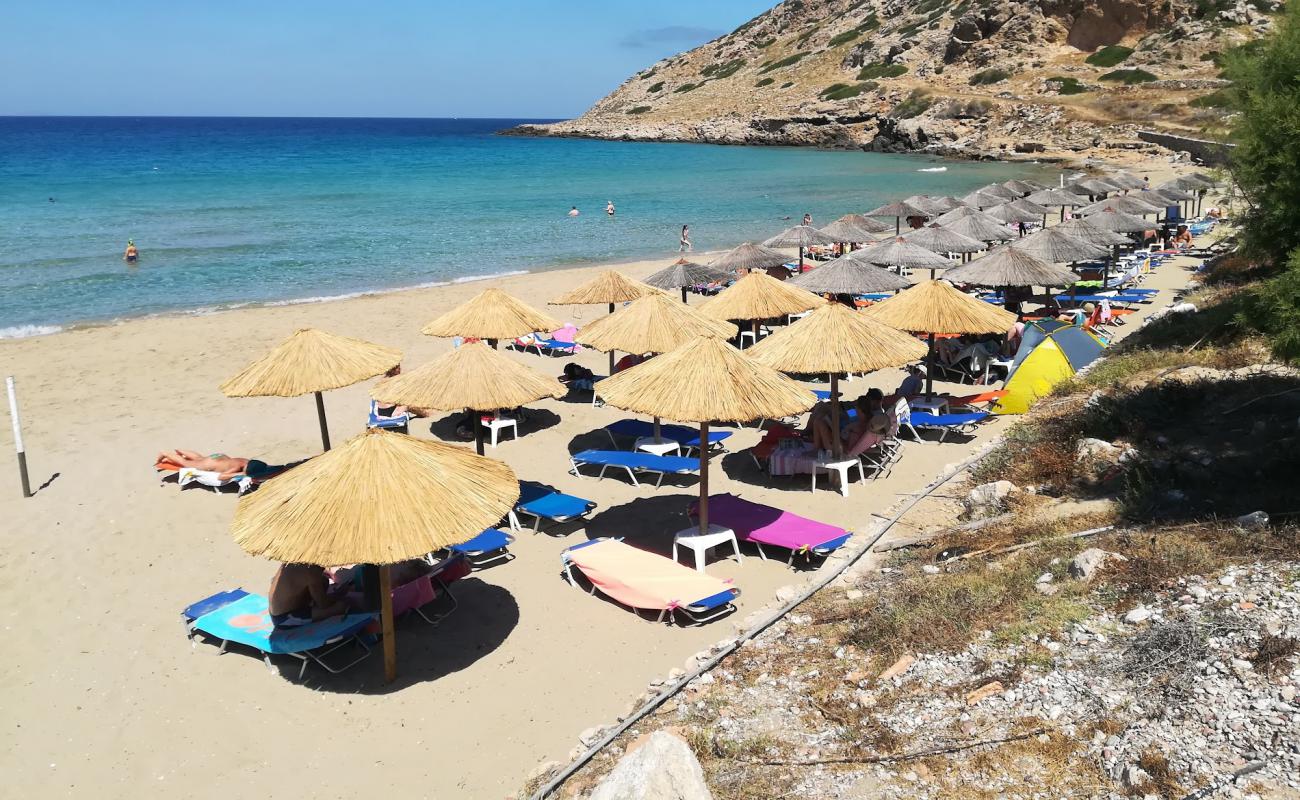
[994,320,1105,414]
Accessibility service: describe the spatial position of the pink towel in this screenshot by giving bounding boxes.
[568,540,733,611]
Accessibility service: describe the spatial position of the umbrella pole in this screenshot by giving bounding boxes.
[609,350,616,375]
[473,411,485,456]
[653,416,662,444]
[379,563,396,683]
[698,422,710,535]
[314,391,331,451]
[1040,214,1047,231]
[829,373,842,459]
[798,246,804,271]
[681,287,688,304]
[895,218,901,235]
[925,333,936,399]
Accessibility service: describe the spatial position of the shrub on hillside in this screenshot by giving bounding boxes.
[755,77,775,87]
[673,82,701,93]
[890,89,933,118]
[647,81,664,93]
[969,68,1012,85]
[857,62,908,79]
[626,106,652,115]
[1099,68,1159,84]
[1086,45,1134,67]
[758,52,807,73]
[1047,76,1088,95]
[819,81,877,101]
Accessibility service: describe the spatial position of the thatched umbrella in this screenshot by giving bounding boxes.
[576,291,736,443]
[643,258,732,303]
[1013,227,1110,263]
[749,303,926,457]
[934,204,984,226]
[371,341,565,455]
[944,211,1016,244]
[1149,186,1196,219]
[942,245,1078,288]
[931,196,967,213]
[232,428,518,682]
[866,200,929,234]
[820,214,890,248]
[983,201,1042,230]
[1055,217,1134,247]
[708,242,791,273]
[700,271,824,345]
[221,328,401,452]
[862,280,1016,397]
[1001,179,1038,196]
[1074,207,1153,233]
[980,183,1020,201]
[852,236,954,275]
[1106,172,1148,191]
[1076,194,1163,217]
[789,253,913,295]
[424,288,561,350]
[595,337,815,532]
[959,189,1008,210]
[1025,188,1089,221]
[549,270,655,371]
[901,223,985,272]
[903,195,950,217]
[1068,177,1120,197]
[763,224,839,269]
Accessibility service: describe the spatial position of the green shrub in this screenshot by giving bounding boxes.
[756,77,775,87]
[819,81,877,100]
[626,106,652,115]
[780,81,795,88]
[1086,45,1134,67]
[1099,68,1159,84]
[857,62,908,79]
[639,69,657,80]
[891,89,933,119]
[758,52,807,73]
[754,38,775,49]
[1189,89,1230,107]
[673,82,701,93]
[829,28,862,46]
[970,67,1012,85]
[916,0,947,13]
[1048,75,1088,95]
[647,81,664,93]
[701,58,746,79]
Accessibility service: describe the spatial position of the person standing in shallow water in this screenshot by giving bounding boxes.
[123,240,138,262]
[568,206,580,217]
[606,200,615,217]
[679,225,691,252]
[802,213,812,226]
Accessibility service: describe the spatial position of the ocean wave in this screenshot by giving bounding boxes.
[917,166,948,172]
[452,270,528,284]
[0,324,63,339]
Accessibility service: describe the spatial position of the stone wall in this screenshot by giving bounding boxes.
[1137,130,1235,166]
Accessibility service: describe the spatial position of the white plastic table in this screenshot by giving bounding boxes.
[634,437,682,457]
[811,457,865,497]
[484,417,518,447]
[910,396,950,416]
[672,524,742,573]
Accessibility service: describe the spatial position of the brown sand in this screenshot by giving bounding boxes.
[0,161,1205,799]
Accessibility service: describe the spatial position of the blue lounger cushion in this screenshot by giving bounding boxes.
[191,593,375,656]
[517,481,596,521]
[450,528,513,555]
[691,589,740,611]
[604,419,731,448]
[911,411,989,427]
[573,450,699,473]
[182,588,250,623]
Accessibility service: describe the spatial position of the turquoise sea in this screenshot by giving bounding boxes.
[0,117,1050,337]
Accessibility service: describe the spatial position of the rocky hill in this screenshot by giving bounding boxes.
[510,0,1277,162]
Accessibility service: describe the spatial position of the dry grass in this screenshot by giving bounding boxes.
[1136,747,1184,797]
[1252,633,1299,677]
[220,328,401,397]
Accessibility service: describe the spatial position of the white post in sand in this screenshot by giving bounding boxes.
[6,376,32,498]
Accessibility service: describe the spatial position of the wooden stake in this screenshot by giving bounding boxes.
[314,391,331,451]
[379,563,396,683]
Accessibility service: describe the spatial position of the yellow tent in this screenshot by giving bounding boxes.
[995,320,1106,414]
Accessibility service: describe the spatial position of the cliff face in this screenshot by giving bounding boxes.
[511,0,1275,162]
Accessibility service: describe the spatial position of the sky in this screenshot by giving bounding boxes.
[1,1,775,118]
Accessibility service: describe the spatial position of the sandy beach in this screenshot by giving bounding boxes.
[0,157,1206,798]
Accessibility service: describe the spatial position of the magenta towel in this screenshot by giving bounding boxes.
[692,493,847,552]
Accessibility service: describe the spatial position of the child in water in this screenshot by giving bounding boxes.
[123,240,138,262]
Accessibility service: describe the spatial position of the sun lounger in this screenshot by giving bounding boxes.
[570,450,699,487]
[181,588,250,637]
[512,480,597,533]
[949,390,1009,412]
[368,400,410,433]
[691,493,852,565]
[603,419,732,455]
[561,538,739,624]
[447,528,515,567]
[188,592,376,680]
[909,411,989,442]
[159,459,298,494]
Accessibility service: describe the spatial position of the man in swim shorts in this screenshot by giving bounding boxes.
[268,563,350,627]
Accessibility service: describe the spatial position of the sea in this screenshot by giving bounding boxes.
[0,117,1051,338]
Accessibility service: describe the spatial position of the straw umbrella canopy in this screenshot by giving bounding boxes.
[220,328,401,451]
[595,336,816,531]
[789,253,914,294]
[943,211,1016,244]
[959,189,1009,210]
[1013,227,1110,263]
[1001,179,1038,196]
[934,204,988,226]
[980,183,1020,201]
[232,428,518,682]
[1025,188,1089,221]
[931,196,967,213]
[700,271,824,344]
[423,288,561,348]
[1076,194,1163,217]
[371,341,565,455]
[863,280,1017,397]
[903,195,950,216]
[866,200,929,234]
[1054,217,1134,247]
[763,224,839,268]
[983,201,1043,228]
[820,214,890,246]
[1074,207,1153,233]
[548,270,655,371]
[749,303,926,457]
[1105,172,1148,191]
[708,242,791,273]
[942,244,1078,288]
[853,236,954,274]
[901,224,985,272]
[1068,177,1120,197]
[643,258,732,302]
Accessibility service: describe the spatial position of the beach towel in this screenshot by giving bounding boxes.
[191,593,374,656]
[565,539,733,613]
[692,494,850,555]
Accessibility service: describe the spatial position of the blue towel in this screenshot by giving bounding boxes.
[517,481,596,520]
[191,593,375,655]
[182,588,249,622]
[573,449,699,473]
[451,528,512,554]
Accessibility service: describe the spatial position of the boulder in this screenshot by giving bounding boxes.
[1069,547,1121,580]
[589,731,714,800]
[965,480,1019,517]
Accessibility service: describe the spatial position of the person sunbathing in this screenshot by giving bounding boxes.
[268,563,350,627]
[155,449,261,481]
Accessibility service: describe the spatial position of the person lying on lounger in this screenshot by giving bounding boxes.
[268,563,351,627]
[155,449,263,481]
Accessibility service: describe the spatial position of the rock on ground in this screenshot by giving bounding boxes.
[588,731,713,800]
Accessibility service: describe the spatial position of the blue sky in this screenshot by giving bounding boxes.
[1,1,774,117]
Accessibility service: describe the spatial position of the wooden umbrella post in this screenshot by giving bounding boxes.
[681,287,688,304]
[379,563,396,683]
[697,422,710,535]
[473,410,485,456]
[829,373,842,459]
[608,303,617,374]
[314,391,331,451]
[653,416,662,444]
[925,333,936,399]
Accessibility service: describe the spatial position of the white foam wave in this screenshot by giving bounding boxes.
[0,324,63,340]
[917,166,948,172]
[452,270,528,284]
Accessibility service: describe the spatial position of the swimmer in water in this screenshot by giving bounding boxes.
[606,200,615,217]
[123,240,139,262]
[568,206,580,217]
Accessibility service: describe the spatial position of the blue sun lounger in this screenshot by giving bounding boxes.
[909,411,989,442]
[189,592,376,680]
[448,527,515,567]
[512,481,597,533]
[603,419,732,455]
[181,588,250,636]
[570,450,699,487]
